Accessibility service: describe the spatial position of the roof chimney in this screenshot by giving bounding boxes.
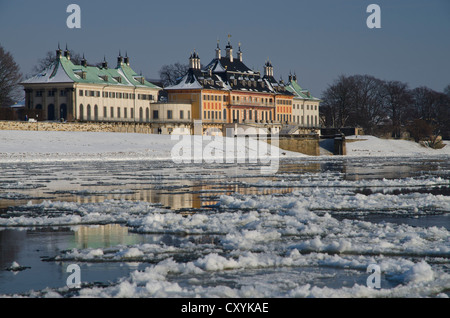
[102,56,108,69]
[56,43,62,59]
[117,51,123,66]
[237,42,242,62]
[81,54,87,67]
[215,40,221,59]
[225,35,233,62]
[64,44,71,60]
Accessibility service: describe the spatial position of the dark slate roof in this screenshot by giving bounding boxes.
[166,56,293,96]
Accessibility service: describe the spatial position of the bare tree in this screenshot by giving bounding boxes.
[320,75,355,128]
[444,84,450,98]
[412,87,450,140]
[158,62,189,87]
[32,50,84,74]
[383,81,412,138]
[410,86,441,122]
[0,45,22,107]
[350,75,386,133]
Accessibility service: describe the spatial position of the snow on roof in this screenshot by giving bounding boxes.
[22,62,73,84]
[165,73,203,90]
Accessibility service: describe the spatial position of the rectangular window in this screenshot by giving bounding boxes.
[188,111,190,119]
[204,111,206,119]
[110,107,114,118]
[60,90,66,97]
[78,90,83,97]
[180,110,184,119]
[117,107,121,118]
[48,90,55,97]
[124,108,127,119]
[103,107,107,118]
[153,110,159,119]
[167,110,173,119]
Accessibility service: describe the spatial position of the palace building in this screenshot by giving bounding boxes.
[165,39,320,135]
[21,46,161,122]
[21,41,320,136]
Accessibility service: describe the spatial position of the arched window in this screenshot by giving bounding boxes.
[60,104,67,121]
[139,107,143,122]
[87,104,91,121]
[79,104,84,121]
[94,105,98,121]
[47,104,55,121]
[146,108,150,122]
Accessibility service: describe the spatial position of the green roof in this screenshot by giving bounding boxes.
[61,56,160,89]
[23,55,160,90]
[286,80,320,101]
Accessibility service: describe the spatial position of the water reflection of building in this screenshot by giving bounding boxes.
[4,161,324,212]
[74,224,140,249]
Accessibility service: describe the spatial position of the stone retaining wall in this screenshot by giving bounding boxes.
[0,120,153,134]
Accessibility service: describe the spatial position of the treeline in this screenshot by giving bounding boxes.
[320,74,450,141]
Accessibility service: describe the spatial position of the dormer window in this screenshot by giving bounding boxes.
[74,70,87,79]
[134,76,145,84]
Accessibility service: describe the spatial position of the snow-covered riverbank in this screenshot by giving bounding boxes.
[0,130,448,163]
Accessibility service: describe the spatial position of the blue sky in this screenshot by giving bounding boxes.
[0,0,449,97]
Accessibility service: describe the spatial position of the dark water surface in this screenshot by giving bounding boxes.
[0,156,449,296]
